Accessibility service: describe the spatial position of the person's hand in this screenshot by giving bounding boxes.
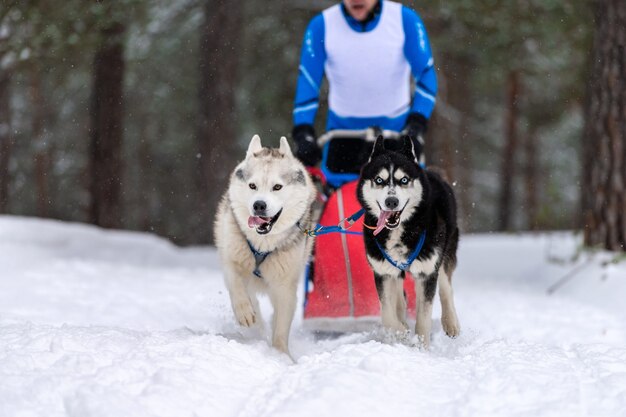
[292,124,321,167]
[403,113,428,162]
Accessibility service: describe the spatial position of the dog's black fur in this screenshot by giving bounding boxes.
[357,135,460,343]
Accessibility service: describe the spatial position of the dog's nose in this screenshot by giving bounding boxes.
[385,197,399,210]
[253,200,267,213]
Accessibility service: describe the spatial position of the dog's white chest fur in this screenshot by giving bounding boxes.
[409,248,439,277]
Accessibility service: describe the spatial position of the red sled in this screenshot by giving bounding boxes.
[303,130,417,332]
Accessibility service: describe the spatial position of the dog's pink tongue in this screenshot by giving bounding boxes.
[248,216,268,228]
[374,211,392,236]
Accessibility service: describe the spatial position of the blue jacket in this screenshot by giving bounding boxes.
[293,0,437,131]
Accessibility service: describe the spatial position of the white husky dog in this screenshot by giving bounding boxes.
[214,135,315,357]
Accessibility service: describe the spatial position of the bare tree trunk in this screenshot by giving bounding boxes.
[138,113,153,232]
[427,111,454,177]
[456,108,472,231]
[498,70,521,231]
[524,127,539,230]
[0,69,12,213]
[428,54,476,231]
[583,0,626,251]
[89,22,126,229]
[196,0,242,244]
[446,54,474,231]
[29,64,51,217]
[581,78,593,233]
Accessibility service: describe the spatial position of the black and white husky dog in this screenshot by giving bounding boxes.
[357,135,460,347]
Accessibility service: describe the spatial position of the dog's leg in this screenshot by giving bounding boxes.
[225,267,256,327]
[438,269,460,337]
[395,280,408,330]
[414,273,437,348]
[247,287,265,331]
[377,274,408,333]
[268,280,297,356]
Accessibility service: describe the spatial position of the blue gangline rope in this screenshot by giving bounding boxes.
[303,208,366,237]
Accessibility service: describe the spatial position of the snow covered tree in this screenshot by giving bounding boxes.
[583,0,626,252]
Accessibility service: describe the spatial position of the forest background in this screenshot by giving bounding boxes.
[0,0,610,246]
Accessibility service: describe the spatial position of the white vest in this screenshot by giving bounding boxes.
[323,1,410,118]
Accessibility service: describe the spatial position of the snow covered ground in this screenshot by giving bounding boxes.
[1,215,625,417]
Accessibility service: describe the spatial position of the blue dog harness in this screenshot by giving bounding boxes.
[374,231,427,272]
[246,240,271,279]
[246,221,307,279]
[249,207,425,276]
[298,206,427,272]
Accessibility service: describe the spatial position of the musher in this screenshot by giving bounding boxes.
[291,0,438,174]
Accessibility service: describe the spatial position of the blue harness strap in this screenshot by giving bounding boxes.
[374,231,426,271]
[246,240,271,279]
[303,208,366,237]
[297,206,426,272]
[247,221,310,279]
[344,207,366,224]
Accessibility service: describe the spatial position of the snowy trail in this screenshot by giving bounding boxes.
[1,216,626,417]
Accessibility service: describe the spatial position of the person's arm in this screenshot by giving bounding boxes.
[292,14,326,166]
[293,14,326,128]
[402,7,437,122]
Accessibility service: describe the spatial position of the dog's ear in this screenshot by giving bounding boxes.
[246,135,263,158]
[368,135,385,162]
[401,135,417,161]
[279,136,294,158]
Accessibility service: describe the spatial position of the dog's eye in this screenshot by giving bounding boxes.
[374,177,384,185]
[249,183,257,190]
[400,177,409,185]
[273,184,283,191]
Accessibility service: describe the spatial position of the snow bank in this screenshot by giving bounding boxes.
[1,216,625,417]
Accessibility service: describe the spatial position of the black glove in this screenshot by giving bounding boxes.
[292,124,321,167]
[403,113,428,162]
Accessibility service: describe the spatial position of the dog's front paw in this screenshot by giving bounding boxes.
[442,314,460,338]
[382,315,409,333]
[272,338,291,357]
[389,322,410,334]
[233,300,256,327]
[380,321,411,344]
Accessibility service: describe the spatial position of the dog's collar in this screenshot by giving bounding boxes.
[374,231,427,271]
[230,198,310,277]
[246,219,309,279]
